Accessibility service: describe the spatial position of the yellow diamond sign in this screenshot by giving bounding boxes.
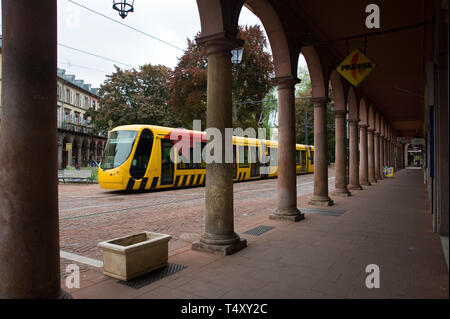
[337,49,376,87]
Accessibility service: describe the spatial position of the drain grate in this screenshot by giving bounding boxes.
[118,263,187,289]
[243,225,275,236]
[300,208,345,216]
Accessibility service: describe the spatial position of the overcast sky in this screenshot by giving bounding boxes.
[1,0,306,88]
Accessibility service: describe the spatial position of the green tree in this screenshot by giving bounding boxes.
[85,64,178,135]
[257,88,278,139]
[295,64,336,164]
[295,65,314,145]
[168,25,274,131]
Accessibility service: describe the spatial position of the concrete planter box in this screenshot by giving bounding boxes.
[98,232,172,281]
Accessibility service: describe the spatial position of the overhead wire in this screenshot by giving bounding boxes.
[67,0,185,52]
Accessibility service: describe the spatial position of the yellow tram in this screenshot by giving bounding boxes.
[98,125,314,191]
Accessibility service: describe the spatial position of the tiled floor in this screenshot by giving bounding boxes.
[66,168,449,299]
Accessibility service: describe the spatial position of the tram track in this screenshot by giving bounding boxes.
[59,176,334,221]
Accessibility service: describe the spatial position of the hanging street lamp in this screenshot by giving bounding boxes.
[231,46,244,64]
[113,0,135,19]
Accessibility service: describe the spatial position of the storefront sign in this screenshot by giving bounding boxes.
[337,49,376,87]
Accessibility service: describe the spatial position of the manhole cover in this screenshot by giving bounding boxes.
[118,263,187,289]
[243,225,275,236]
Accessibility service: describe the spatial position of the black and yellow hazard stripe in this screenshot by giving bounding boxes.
[139,177,148,190]
[126,178,135,190]
[150,177,158,190]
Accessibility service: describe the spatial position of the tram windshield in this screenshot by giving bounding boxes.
[100,130,138,170]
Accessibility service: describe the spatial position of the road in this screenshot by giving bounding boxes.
[58,168,335,272]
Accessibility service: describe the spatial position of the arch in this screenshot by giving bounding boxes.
[329,70,347,111]
[245,0,297,77]
[375,111,381,133]
[380,116,385,136]
[301,46,327,98]
[197,0,297,78]
[197,0,232,38]
[368,105,376,130]
[359,96,369,125]
[347,86,359,120]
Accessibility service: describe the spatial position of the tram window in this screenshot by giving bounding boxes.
[161,140,173,165]
[200,142,207,169]
[177,146,201,170]
[310,150,314,164]
[270,148,278,166]
[296,150,301,164]
[130,129,154,180]
[238,145,249,168]
[161,139,175,185]
[301,150,306,166]
[101,130,137,170]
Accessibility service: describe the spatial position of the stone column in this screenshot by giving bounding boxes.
[192,37,246,255]
[309,97,333,206]
[348,119,362,190]
[77,140,83,168]
[93,141,98,162]
[404,143,409,167]
[333,110,350,196]
[380,135,385,179]
[359,124,370,186]
[368,128,377,183]
[57,138,63,170]
[374,132,381,180]
[391,141,395,168]
[386,138,391,168]
[270,76,304,221]
[67,137,73,167]
[0,0,68,298]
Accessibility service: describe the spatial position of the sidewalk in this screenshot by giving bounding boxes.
[66,168,449,299]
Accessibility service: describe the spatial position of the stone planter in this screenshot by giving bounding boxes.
[98,231,172,281]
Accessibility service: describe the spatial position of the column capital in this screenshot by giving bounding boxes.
[347,118,360,124]
[271,75,300,89]
[333,110,347,118]
[359,124,369,129]
[367,128,375,133]
[196,32,243,56]
[375,132,381,136]
[311,96,329,106]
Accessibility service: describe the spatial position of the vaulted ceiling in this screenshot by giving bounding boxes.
[263,0,435,137]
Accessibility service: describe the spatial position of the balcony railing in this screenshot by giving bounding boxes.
[58,120,93,134]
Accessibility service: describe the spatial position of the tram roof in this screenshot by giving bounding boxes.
[111,124,313,149]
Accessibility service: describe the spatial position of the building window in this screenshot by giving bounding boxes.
[65,88,71,103]
[64,109,71,124]
[76,93,80,107]
[84,97,88,109]
[75,112,80,125]
[57,85,61,100]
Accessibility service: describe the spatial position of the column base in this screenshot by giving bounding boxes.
[332,189,351,197]
[269,208,304,222]
[348,184,363,190]
[192,239,247,256]
[360,180,371,186]
[369,178,377,183]
[308,196,334,207]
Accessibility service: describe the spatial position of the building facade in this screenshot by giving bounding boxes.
[56,68,106,169]
[0,35,106,168]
